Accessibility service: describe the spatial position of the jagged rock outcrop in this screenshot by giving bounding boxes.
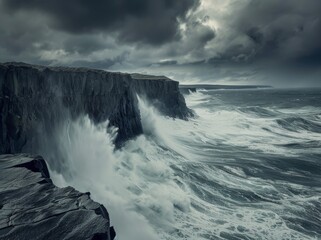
[0,154,116,240]
[0,62,192,153]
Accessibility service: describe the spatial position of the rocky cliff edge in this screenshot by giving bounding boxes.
[0,154,116,240]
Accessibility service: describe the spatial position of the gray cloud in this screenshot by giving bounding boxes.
[69,57,127,69]
[221,0,321,67]
[62,35,113,55]
[0,0,320,86]
[2,0,200,45]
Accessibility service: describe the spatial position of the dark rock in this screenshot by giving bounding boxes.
[0,62,191,239]
[131,73,193,119]
[0,62,192,152]
[109,227,116,240]
[0,154,115,240]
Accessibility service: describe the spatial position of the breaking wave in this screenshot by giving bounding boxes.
[42,88,321,239]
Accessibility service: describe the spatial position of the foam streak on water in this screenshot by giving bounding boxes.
[44,88,321,240]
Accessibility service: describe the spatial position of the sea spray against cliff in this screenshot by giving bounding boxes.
[39,88,321,240]
[137,95,189,158]
[42,98,192,240]
[0,63,192,155]
[41,116,158,240]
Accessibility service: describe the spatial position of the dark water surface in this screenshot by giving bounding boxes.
[174,88,321,239]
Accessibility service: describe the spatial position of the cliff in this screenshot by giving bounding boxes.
[0,62,192,239]
[0,62,192,153]
[131,73,192,119]
[0,154,115,240]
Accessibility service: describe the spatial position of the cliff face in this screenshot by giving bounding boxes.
[0,154,115,240]
[0,62,191,153]
[131,74,193,119]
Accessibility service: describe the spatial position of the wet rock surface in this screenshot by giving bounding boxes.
[0,154,115,240]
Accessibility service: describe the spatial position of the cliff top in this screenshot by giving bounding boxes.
[1,62,175,83]
[130,73,173,82]
[1,62,126,75]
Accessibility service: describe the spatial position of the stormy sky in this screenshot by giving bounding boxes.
[0,0,320,87]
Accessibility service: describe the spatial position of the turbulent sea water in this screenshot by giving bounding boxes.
[47,88,321,240]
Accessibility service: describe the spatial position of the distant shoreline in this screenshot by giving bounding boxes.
[179,84,272,93]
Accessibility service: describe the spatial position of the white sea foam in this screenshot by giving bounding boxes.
[184,91,321,156]
[40,91,320,240]
[42,99,193,240]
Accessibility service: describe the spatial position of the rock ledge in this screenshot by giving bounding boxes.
[0,154,115,240]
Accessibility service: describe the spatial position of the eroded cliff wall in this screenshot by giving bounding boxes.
[0,62,191,153]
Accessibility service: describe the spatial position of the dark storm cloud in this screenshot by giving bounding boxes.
[220,0,321,67]
[2,0,200,45]
[70,58,124,69]
[63,36,112,55]
[0,0,320,86]
[0,3,53,63]
[185,17,216,49]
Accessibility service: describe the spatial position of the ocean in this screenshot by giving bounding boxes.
[47,88,321,240]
